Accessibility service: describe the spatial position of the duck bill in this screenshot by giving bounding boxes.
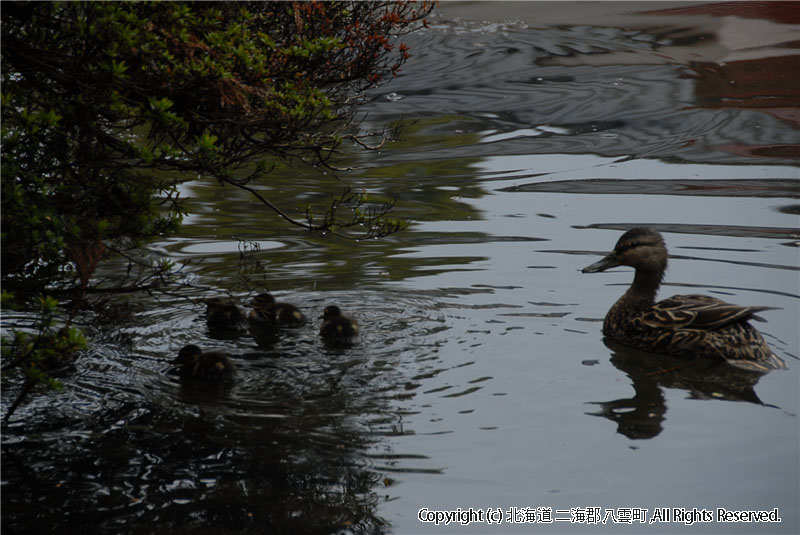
[582,253,620,273]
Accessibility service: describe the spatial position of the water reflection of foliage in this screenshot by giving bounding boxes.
[2,395,387,534]
[2,286,445,534]
[586,339,766,440]
[173,116,493,291]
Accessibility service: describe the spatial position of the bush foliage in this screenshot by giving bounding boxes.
[1,1,433,296]
[1,1,433,417]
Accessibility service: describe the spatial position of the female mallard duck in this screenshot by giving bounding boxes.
[582,227,786,373]
[173,344,235,382]
[320,305,359,346]
[249,293,306,327]
[205,297,248,332]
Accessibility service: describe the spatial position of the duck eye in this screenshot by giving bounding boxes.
[616,240,654,254]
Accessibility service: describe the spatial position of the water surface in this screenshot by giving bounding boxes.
[2,3,798,534]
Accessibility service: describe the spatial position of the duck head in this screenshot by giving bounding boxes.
[583,227,667,275]
[250,293,276,310]
[174,344,203,366]
[322,305,342,320]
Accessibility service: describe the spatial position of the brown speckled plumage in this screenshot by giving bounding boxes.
[205,297,248,331]
[583,227,786,373]
[320,305,359,347]
[173,344,235,382]
[249,293,306,328]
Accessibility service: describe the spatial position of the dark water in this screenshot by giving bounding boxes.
[3,3,799,534]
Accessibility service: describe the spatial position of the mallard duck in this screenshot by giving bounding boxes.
[249,293,306,327]
[205,297,248,332]
[172,344,235,382]
[582,227,787,373]
[320,305,359,346]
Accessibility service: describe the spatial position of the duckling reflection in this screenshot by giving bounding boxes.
[172,344,235,382]
[205,297,248,336]
[582,227,787,373]
[320,305,359,347]
[586,339,766,440]
[249,293,306,327]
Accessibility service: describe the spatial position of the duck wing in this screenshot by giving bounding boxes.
[642,294,777,330]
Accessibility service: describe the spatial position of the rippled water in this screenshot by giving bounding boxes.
[3,3,799,534]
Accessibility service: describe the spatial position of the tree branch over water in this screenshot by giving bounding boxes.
[1,0,434,409]
[2,1,433,299]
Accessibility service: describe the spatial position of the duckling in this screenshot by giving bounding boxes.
[205,297,248,332]
[582,227,787,373]
[320,305,359,346]
[249,293,306,327]
[172,344,235,382]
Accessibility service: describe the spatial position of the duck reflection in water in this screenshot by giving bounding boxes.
[586,339,768,440]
